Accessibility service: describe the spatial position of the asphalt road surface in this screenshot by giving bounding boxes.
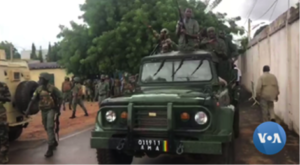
[9,91,299,164]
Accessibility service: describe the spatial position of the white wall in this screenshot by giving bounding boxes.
[238,7,299,135]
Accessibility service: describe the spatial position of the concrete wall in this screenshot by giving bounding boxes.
[238,6,299,135]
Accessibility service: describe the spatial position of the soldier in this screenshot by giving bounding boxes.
[122,75,133,95]
[256,65,279,122]
[84,79,92,101]
[61,77,72,111]
[0,82,10,164]
[176,8,199,50]
[114,76,121,96]
[25,72,62,158]
[199,27,227,74]
[104,75,111,97]
[148,26,178,53]
[70,77,89,119]
[95,75,109,107]
[219,31,237,58]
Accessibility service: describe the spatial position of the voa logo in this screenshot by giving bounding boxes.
[253,121,287,155]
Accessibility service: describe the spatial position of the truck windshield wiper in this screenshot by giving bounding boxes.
[153,59,166,76]
[172,59,185,77]
[191,59,204,75]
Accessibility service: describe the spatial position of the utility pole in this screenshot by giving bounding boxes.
[247,19,252,41]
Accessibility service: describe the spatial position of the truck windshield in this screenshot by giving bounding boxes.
[141,59,212,82]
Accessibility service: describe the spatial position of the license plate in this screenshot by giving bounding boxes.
[136,139,168,152]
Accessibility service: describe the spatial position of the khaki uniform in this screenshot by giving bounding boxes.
[176,19,199,50]
[256,72,280,121]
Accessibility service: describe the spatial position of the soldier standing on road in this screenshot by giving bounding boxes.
[70,77,89,119]
[61,77,72,111]
[0,82,11,164]
[256,65,280,122]
[176,8,199,51]
[95,75,109,107]
[199,27,227,74]
[84,79,93,101]
[25,72,62,158]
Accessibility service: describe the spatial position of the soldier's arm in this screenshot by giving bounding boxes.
[199,38,209,48]
[274,76,280,95]
[255,77,262,97]
[25,87,40,115]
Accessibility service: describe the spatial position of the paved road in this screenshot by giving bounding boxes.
[8,91,299,164]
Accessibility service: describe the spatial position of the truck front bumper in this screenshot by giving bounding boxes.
[90,131,233,155]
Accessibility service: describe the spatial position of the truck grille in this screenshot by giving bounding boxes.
[134,108,167,129]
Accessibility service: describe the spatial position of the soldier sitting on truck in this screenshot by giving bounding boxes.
[148,26,178,53]
[199,27,227,75]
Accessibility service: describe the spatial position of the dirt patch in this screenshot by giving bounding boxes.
[19,102,98,141]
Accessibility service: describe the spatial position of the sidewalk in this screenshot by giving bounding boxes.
[19,102,99,141]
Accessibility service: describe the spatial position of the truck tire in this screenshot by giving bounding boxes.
[221,132,235,164]
[15,81,39,115]
[9,125,23,142]
[233,101,240,138]
[96,149,133,164]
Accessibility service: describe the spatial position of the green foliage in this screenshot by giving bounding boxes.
[38,46,43,62]
[0,41,21,59]
[46,42,61,62]
[57,0,243,75]
[30,43,38,59]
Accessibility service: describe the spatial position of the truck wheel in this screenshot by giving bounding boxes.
[96,149,133,164]
[9,125,23,142]
[221,132,235,164]
[15,81,39,115]
[233,102,240,138]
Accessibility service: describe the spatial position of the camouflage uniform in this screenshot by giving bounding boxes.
[61,77,72,110]
[70,77,89,119]
[176,13,199,51]
[152,28,178,53]
[95,75,109,107]
[26,72,63,158]
[200,27,227,75]
[84,79,93,101]
[0,82,10,164]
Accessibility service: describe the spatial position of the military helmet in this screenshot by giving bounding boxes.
[39,72,51,81]
[161,28,169,35]
[73,77,80,82]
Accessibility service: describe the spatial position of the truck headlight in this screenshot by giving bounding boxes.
[105,110,116,122]
[194,111,208,125]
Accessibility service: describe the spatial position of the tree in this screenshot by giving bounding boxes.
[0,41,21,59]
[46,43,52,62]
[57,0,243,75]
[38,46,43,62]
[30,43,37,59]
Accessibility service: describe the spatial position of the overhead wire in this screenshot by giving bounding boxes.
[269,0,278,21]
[255,0,278,20]
[243,0,258,26]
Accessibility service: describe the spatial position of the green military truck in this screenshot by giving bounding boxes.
[90,50,240,164]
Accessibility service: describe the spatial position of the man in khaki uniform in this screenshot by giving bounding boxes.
[256,65,279,122]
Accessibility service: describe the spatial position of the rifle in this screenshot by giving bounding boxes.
[174,0,188,44]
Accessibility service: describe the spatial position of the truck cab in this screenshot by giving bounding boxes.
[90,50,238,164]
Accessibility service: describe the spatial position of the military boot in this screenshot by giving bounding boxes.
[44,145,54,158]
[53,140,59,150]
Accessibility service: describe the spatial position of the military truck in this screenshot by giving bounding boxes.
[0,58,40,141]
[90,50,240,164]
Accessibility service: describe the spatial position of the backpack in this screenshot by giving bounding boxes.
[62,81,72,92]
